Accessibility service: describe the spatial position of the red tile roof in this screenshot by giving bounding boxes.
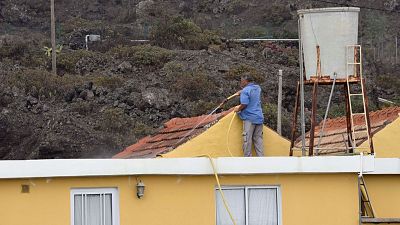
[294,106,400,155]
[113,109,233,159]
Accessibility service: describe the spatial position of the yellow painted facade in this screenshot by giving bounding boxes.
[357,117,400,158]
[164,112,290,158]
[364,175,400,218]
[0,174,361,225]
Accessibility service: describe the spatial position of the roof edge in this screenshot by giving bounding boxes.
[0,155,381,179]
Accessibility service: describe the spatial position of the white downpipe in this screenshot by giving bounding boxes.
[359,152,363,177]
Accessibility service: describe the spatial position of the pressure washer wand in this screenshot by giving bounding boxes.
[215,92,241,110]
[174,91,241,146]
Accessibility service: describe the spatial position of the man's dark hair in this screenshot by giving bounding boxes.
[241,73,254,82]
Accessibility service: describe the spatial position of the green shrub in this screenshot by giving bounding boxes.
[263,103,291,137]
[57,50,100,74]
[317,100,379,120]
[376,75,400,93]
[7,69,126,99]
[99,108,133,134]
[163,61,184,79]
[239,26,270,38]
[190,100,218,116]
[272,27,298,39]
[20,52,47,68]
[226,0,248,14]
[264,5,292,26]
[376,75,400,105]
[62,17,105,34]
[110,44,173,67]
[173,71,216,101]
[133,121,154,137]
[0,36,30,59]
[150,17,220,50]
[225,64,265,83]
[70,101,94,116]
[90,75,125,90]
[362,12,388,41]
[318,103,346,119]
[7,69,85,99]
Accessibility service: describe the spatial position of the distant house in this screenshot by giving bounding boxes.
[293,106,400,157]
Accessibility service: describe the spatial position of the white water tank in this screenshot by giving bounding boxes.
[298,7,360,79]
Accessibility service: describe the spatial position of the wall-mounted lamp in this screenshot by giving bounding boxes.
[136,180,145,199]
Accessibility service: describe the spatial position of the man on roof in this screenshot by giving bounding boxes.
[234,74,264,157]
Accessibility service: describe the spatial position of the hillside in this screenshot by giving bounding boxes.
[0,0,399,159]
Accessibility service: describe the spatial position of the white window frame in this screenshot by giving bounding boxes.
[215,185,282,225]
[70,188,120,225]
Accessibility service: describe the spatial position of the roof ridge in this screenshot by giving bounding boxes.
[163,108,233,128]
[321,106,400,124]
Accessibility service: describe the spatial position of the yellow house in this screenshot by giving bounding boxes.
[1,108,399,225]
[0,156,399,225]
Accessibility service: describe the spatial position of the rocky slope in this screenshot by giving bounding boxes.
[0,0,399,159]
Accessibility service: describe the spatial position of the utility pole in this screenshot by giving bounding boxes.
[277,69,283,135]
[50,0,57,75]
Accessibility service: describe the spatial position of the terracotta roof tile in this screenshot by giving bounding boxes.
[113,109,232,159]
[295,106,400,154]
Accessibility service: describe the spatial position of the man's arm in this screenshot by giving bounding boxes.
[235,87,249,112]
[234,104,247,112]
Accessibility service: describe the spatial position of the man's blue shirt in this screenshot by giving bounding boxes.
[238,83,264,125]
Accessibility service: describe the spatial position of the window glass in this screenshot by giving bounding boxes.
[216,187,280,225]
[86,194,102,225]
[216,189,246,225]
[72,189,117,225]
[105,194,112,225]
[74,195,83,225]
[248,188,278,225]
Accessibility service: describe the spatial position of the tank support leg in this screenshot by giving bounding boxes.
[309,82,318,156]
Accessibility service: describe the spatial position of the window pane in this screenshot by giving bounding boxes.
[74,195,83,225]
[72,189,117,225]
[87,194,102,225]
[248,188,278,225]
[105,194,112,225]
[216,189,245,225]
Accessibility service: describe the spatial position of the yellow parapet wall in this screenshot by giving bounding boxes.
[364,175,400,218]
[163,112,291,158]
[357,117,400,158]
[0,174,359,225]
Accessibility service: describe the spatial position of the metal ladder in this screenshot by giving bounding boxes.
[345,45,372,152]
[358,175,375,218]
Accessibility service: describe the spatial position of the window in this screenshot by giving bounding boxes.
[70,188,119,225]
[216,186,281,225]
